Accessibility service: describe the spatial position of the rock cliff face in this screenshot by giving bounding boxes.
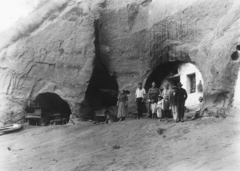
[0,0,240,121]
[0,0,96,121]
[97,0,240,111]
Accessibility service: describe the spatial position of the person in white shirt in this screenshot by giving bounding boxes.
[135,82,146,119]
[192,96,206,120]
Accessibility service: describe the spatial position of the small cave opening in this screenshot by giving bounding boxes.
[26,92,71,125]
[231,51,239,61]
[236,45,240,51]
[83,20,119,117]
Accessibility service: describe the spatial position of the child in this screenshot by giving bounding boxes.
[157,96,164,122]
[151,99,157,119]
[192,96,205,120]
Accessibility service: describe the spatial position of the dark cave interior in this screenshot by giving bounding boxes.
[84,20,119,112]
[145,61,185,91]
[33,92,71,117]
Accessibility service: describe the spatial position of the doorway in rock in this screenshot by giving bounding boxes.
[167,76,180,88]
[84,59,119,114]
[145,61,204,109]
[28,92,72,125]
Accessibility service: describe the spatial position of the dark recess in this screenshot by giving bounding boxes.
[33,92,71,118]
[231,51,239,61]
[145,61,185,91]
[236,45,240,50]
[84,20,119,113]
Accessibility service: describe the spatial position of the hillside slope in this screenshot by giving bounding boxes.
[0,111,240,171]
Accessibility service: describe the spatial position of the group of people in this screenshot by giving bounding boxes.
[116,81,189,122]
[116,81,204,122]
[136,82,188,122]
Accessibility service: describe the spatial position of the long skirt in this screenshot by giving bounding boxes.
[151,103,157,114]
[163,99,170,110]
[157,109,162,118]
[171,105,178,121]
[117,102,126,118]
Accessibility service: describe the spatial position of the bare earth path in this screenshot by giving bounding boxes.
[1,110,240,171]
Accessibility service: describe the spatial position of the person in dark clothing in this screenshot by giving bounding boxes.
[148,82,159,103]
[135,83,146,119]
[176,82,188,122]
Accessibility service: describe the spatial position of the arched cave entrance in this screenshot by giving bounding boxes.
[33,92,71,124]
[81,20,119,118]
[145,61,204,109]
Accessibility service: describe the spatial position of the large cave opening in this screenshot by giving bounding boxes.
[83,20,119,116]
[145,61,204,109]
[27,92,72,125]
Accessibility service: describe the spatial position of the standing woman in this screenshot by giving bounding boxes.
[170,86,178,122]
[161,83,171,118]
[117,90,128,121]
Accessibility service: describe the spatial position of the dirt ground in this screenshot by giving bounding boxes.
[1,109,240,171]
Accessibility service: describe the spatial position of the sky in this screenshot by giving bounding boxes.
[0,0,40,32]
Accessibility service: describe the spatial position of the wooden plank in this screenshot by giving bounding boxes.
[25,115,41,118]
[0,126,13,130]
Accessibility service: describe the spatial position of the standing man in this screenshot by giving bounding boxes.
[176,82,188,122]
[135,83,146,119]
[148,82,160,117]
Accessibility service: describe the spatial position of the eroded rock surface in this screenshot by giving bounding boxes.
[0,0,240,121]
[0,0,96,122]
[99,0,240,110]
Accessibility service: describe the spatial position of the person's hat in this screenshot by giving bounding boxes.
[177,82,183,86]
[138,82,142,85]
[199,96,203,100]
